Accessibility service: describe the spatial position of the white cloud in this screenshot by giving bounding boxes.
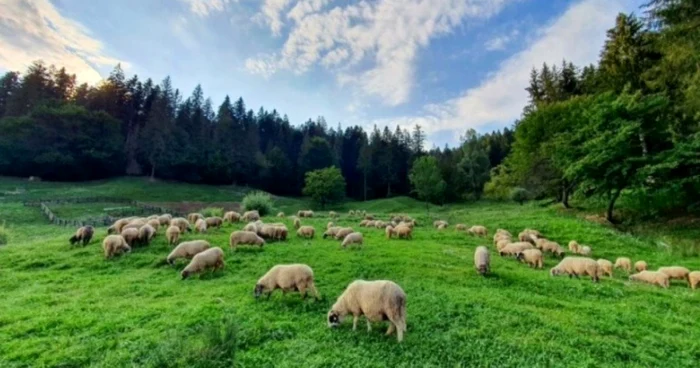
[0,0,127,84]
[484,29,519,51]
[371,0,631,141]
[247,0,508,106]
[180,0,237,17]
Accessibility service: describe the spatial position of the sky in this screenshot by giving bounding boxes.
[0,0,645,148]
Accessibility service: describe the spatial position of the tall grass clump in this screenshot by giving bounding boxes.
[242,191,274,216]
[201,207,224,217]
[510,187,529,205]
[0,221,7,245]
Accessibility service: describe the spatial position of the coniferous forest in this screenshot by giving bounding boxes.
[0,0,698,221]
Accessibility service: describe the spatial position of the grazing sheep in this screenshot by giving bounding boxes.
[568,241,581,254]
[689,271,700,290]
[327,280,407,342]
[516,249,544,269]
[385,225,394,239]
[109,218,132,234]
[293,217,301,230]
[341,232,363,248]
[277,212,285,218]
[364,214,375,220]
[334,227,355,241]
[223,211,241,223]
[258,224,278,240]
[392,225,413,240]
[166,225,181,246]
[359,219,369,227]
[181,247,225,279]
[69,226,94,246]
[171,218,192,233]
[433,220,448,228]
[468,226,488,237]
[495,239,511,251]
[518,232,538,245]
[323,227,341,239]
[103,235,131,259]
[658,266,691,282]
[629,271,669,288]
[230,231,265,249]
[474,246,490,275]
[146,219,161,232]
[374,220,387,229]
[242,210,260,222]
[455,224,467,231]
[499,242,535,257]
[366,220,377,228]
[167,240,210,265]
[635,260,648,272]
[195,218,207,233]
[329,211,338,219]
[614,257,632,273]
[273,225,289,241]
[147,215,160,221]
[254,264,320,300]
[297,226,315,239]
[187,213,204,224]
[550,257,599,282]
[597,259,614,277]
[120,228,140,247]
[535,239,565,258]
[138,224,156,246]
[521,228,542,238]
[579,245,592,256]
[243,222,257,233]
[437,223,448,230]
[158,214,172,226]
[327,221,334,229]
[297,210,314,218]
[205,216,223,229]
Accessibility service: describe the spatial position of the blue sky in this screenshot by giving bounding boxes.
[0,0,643,147]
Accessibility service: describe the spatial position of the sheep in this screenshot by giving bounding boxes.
[374,220,387,229]
[327,280,407,342]
[254,264,320,300]
[297,210,314,218]
[392,225,413,240]
[181,247,225,279]
[614,257,632,273]
[122,220,146,231]
[138,224,156,246]
[230,231,265,249]
[518,232,539,245]
[359,219,369,227]
[167,240,210,265]
[329,211,338,219]
[277,212,285,218]
[474,246,490,275]
[158,214,172,226]
[297,226,315,239]
[495,239,511,251]
[366,220,377,228]
[147,219,161,232]
[205,216,223,229]
[171,217,192,233]
[147,215,160,221]
[195,218,208,233]
[341,232,363,248]
[579,245,592,256]
[273,225,288,241]
[437,223,448,230]
[120,228,140,247]
[334,227,355,240]
[258,224,278,240]
[103,235,131,259]
[385,225,394,239]
[433,220,448,228]
[364,214,375,220]
[223,211,241,223]
[468,226,488,237]
[455,224,467,231]
[635,260,648,272]
[69,226,94,246]
[535,238,565,257]
[521,228,542,238]
[658,266,691,282]
[629,271,669,288]
[398,220,415,229]
[187,213,204,224]
[242,210,260,222]
[568,241,581,254]
[243,222,257,233]
[166,225,181,246]
[689,271,700,290]
[293,217,301,230]
[493,232,512,243]
[108,218,132,234]
[499,242,535,257]
[327,221,334,229]
[597,259,614,277]
[516,249,544,269]
[349,210,356,216]
[323,227,341,239]
[550,257,599,282]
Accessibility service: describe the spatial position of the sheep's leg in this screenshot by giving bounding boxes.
[352,315,358,331]
[366,319,372,332]
[298,284,307,299]
[386,323,395,336]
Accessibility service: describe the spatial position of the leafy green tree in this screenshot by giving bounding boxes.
[458,129,491,199]
[409,156,446,214]
[303,167,346,208]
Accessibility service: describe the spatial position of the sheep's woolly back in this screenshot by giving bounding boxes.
[614,257,632,272]
[474,246,490,275]
[297,226,315,238]
[182,247,225,278]
[138,224,156,245]
[230,230,265,248]
[334,227,354,240]
[517,249,543,268]
[629,271,669,288]
[550,257,599,282]
[120,228,139,246]
[341,232,363,248]
[158,214,172,226]
[635,260,648,272]
[393,225,412,239]
[499,242,534,256]
[103,235,130,259]
[455,224,467,231]
[171,218,191,233]
[468,225,487,236]
[167,240,210,264]
[195,218,207,233]
[657,266,690,281]
[166,225,181,245]
[256,264,318,297]
[242,210,260,222]
[205,217,223,228]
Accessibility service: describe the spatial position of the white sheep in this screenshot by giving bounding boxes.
[327,280,407,342]
[296,226,315,239]
[550,257,599,282]
[229,230,265,249]
[181,247,225,279]
[689,271,700,290]
[455,224,467,231]
[614,257,632,273]
[579,245,592,256]
[499,242,535,257]
[658,266,690,282]
[205,217,223,229]
[223,211,241,223]
[334,227,355,241]
[635,260,648,272]
[158,214,172,226]
[170,217,192,233]
[467,225,488,236]
[568,240,581,254]
[166,225,181,246]
[242,210,260,222]
[187,213,204,224]
[167,240,210,265]
[120,228,140,247]
[341,232,363,248]
[323,226,341,239]
[254,264,320,300]
[629,271,669,288]
[474,246,490,275]
[516,249,544,269]
[138,224,156,246]
[195,218,207,233]
[103,235,131,259]
[597,259,614,277]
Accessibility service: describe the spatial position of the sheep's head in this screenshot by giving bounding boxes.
[181,270,190,280]
[327,310,342,328]
[515,252,525,261]
[550,268,562,277]
[254,284,265,298]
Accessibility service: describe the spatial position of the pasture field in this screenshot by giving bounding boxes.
[0,178,699,367]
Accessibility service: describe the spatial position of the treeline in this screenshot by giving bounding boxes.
[0,62,512,201]
[485,0,700,221]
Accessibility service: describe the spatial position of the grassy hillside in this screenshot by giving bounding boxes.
[0,178,699,367]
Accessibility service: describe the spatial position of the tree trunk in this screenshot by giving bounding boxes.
[607,188,622,223]
[562,186,570,208]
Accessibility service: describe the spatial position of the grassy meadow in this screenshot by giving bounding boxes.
[0,177,699,367]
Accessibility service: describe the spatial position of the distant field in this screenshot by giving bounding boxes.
[0,177,699,367]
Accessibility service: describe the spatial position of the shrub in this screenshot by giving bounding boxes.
[0,221,8,245]
[242,191,274,216]
[201,207,224,217]
[510,187,530,205]
[302,167,346,209]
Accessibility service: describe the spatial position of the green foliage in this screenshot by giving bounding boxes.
[0,221,7,245]
[484,165,515,200]
[510,187,529,205]
[299,137,335,174]
[302,167,346,208]
[200,207,224,217]
[457,129,491,199]
[409,156,446,210]
[241,191,274,216]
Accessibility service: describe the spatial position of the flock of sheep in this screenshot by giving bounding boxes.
[67,209,699,343]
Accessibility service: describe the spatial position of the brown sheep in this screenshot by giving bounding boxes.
[69,226,94,246]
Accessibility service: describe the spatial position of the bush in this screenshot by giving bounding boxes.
[302,167,346,209]
[201,207,224,217]
[510,187,530,205]
[0,221,8,245]
[242,191,274,216]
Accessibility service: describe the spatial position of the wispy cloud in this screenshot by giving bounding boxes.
[179,0,237,17]
[246,0,509,106]
[0,0,127,83]
[484,29,519,51]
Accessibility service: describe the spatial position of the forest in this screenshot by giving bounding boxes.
[0,0,697,221]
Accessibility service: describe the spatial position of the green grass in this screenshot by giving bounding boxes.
[0,178,699,367]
